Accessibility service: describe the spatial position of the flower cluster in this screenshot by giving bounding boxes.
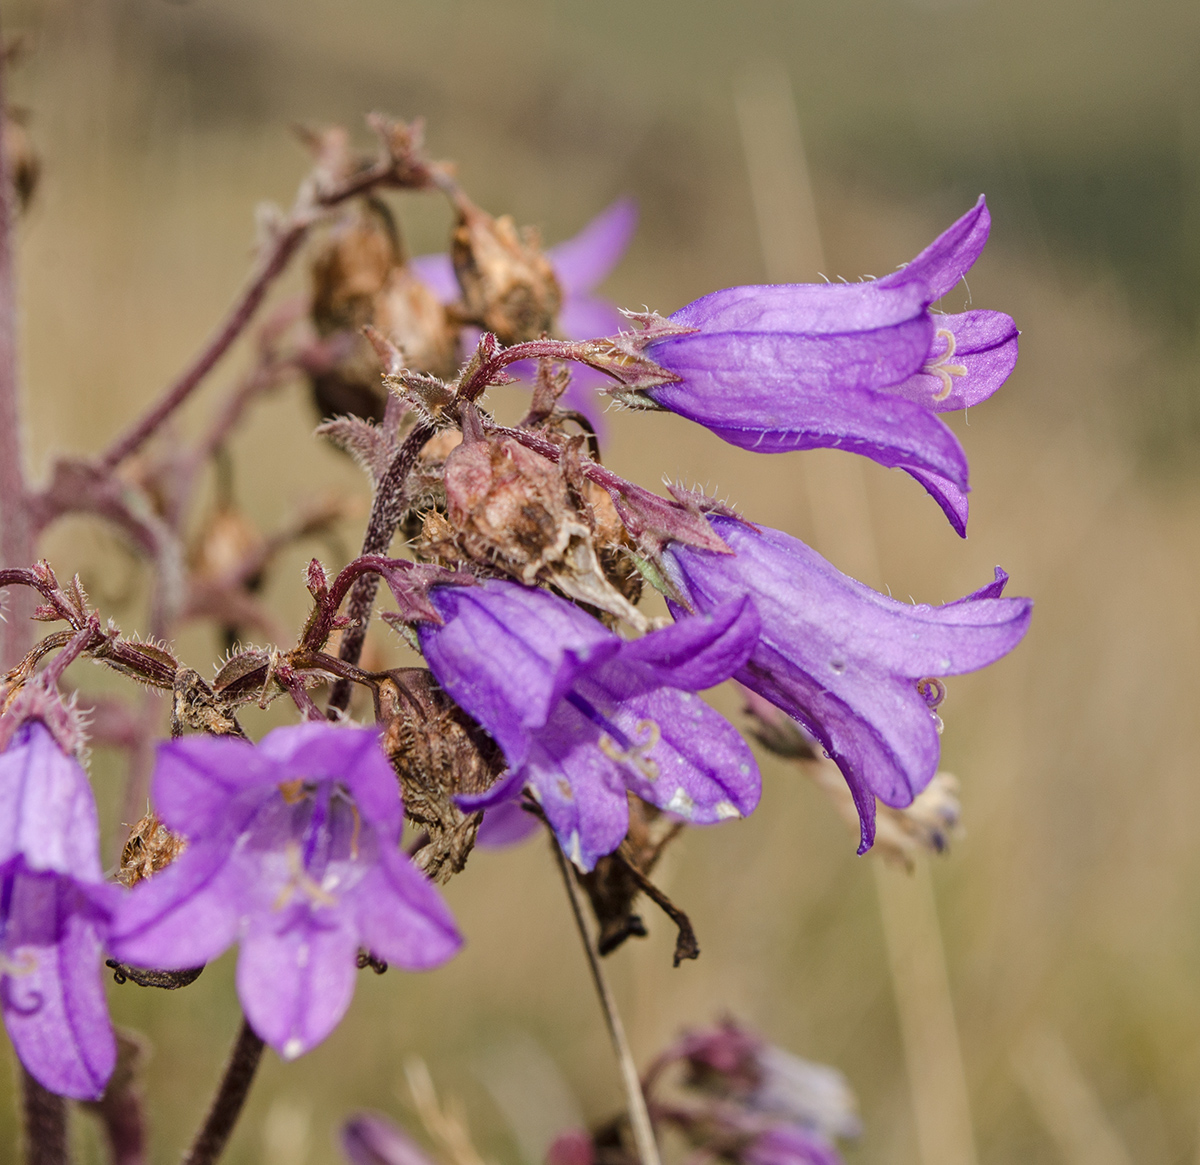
[0,105,1028,1161]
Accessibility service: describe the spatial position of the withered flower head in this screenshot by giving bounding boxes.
[442,431,573,580]
[375,669,504,883]
[117,811,187,889]
[311,202,400,336]
[373,265,460,381]
[451,200,562,345]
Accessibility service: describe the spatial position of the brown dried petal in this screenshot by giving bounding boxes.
[311,206,399,334]
[373,266,461,380]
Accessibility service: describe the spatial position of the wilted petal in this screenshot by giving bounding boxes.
[353,846,462,971]
[3,873,115,1100]
[0,723,103,881]
[237,913,360,1059]
[880,195,990,300]
[548,198,638,296]
[889,310,1019,413]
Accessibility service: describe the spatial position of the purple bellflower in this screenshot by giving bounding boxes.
[108,723,460,1060]
[417,578,762,871]
[641,197,1017,535]
[662,515,1032,851]
[0,721,116,1100]
[413,198,637,419]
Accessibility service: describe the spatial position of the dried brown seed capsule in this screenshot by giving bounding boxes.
[451,202,562,345]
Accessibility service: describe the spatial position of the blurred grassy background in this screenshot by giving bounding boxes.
[2,0,1199,1162]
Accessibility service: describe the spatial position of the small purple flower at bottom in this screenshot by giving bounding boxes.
[663,515,1032,851]
[0,721,116,1100]
[108,723,460,1060]
[342,1111,437,1165]
[419,579,762,871]
[742,1123,844,1165]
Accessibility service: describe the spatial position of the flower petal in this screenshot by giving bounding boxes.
[668,278,930,335]
[616,596,760,691]
[901,466,969,538]
[475,801,541,848]
[421,581,620,768]
[880,195,990,300]
[611,687,761,824]
[0,724,103,881]
[522,713,630,871]
[889,311,1019,413]
[151,735,284,837]
[547,197,638,296]
[408,253,458,304]
[237,913,359,1059]
[649,329,969,485]
[258,723,402,839]
[353,846,462,970]
[3,873,115,1100]
[107,838,244,970]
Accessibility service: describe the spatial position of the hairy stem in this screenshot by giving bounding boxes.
[181,1019,265,1165]
[550,834,663,1165]
[326,421,434,715]
[21,1069,69,1165]
[0,19,34,668]
[99,224,310,472]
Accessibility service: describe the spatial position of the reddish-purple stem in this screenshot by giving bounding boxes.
[0,22,34,670]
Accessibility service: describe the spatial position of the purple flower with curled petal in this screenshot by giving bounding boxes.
[108,723,460,1060]
[641,197,1017,536]
[413,199,637,420]
[742,1124,844,1165]
[0,721,116,1100]
[418,578,761,871]
[662,515,1031,851]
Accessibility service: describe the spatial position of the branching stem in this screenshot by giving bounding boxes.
[550,832,663,1165]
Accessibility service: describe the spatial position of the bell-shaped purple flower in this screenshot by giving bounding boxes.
[418,579,762,871]
[0,721,116,1100]
[108,723,460,1060]
[642,197,1017,536]
[662,515,1031,851]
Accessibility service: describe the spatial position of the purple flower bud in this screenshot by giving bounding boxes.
[743,1125,844,1165]
[418,579,762,870]
[642,198,1017,536]
[663,515,1031,851]
[342,1111,437,1165]
[0,721,116,1100]
[108,723,461,1060]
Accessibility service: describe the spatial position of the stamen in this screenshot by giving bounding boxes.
[598,719,661,782]
[273,841,339,911]
[916,677,946,708]
[0,951,37,977]
[922,328,968,402]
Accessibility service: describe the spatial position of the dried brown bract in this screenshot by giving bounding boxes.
[376,669,505,883]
